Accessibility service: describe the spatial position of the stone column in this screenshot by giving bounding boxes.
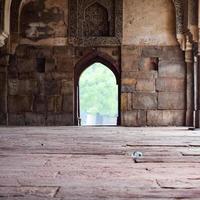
[185,36,194,126]
[0,50,9,125]
[195,0,200,127]
[185,0,198,126]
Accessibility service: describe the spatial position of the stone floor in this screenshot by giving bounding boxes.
[0,127,200,199]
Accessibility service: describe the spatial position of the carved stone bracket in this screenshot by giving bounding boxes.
[0,31,8,47]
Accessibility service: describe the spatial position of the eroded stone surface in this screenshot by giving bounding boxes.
[0,127,199,199]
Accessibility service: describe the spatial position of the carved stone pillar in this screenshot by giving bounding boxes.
[174,0,186,50]
[188,0,198,42]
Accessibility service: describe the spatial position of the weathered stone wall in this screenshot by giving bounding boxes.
[2,0,187,126]
[7,45,74,126]
[121,0,186,126]
[121,46,185,126]
[123,0,177,46]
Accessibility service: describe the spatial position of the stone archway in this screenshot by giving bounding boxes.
[74,50,121,126]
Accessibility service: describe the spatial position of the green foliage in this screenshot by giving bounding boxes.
[79,63,118,117]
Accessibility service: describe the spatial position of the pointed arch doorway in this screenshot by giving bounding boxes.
[74,51,121,126]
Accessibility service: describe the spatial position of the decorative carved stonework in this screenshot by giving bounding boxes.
[0,32,8,47]
[84,3,109,37]
[0,0,4,32]
[173,0,185,34]
[69,0,122,46]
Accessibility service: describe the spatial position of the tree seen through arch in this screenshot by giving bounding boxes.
[79,62,118,125]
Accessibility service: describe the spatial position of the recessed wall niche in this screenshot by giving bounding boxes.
[69,0,122,46]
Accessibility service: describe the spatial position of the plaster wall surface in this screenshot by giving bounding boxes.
[123,0,178,46]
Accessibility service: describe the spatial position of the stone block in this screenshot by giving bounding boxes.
[147,110,185,126]
[121,85,136,93]
[132,92,157,110]
[15,45,27,57]
[121,93,132,112]
[121,54,139,71]
[8,79,38,95]
[8,58,18,77]
[0,56,9,66]
[63,95,73,113]
[136,79,155,92]
[121,93,128,112]
[56,58,73,72]
[0,73,5,92]
[25,113,45,126]
[25,46,53,58]
[54,46,74,57]
[161,46,184,61]
[122,71,158,80]
[0,95,6,113]
[156,78,185,92]
[139,57,159,71]
[141,46,162,58]
[33,95,46,113]
[45,72,73,81]
[158,60,185,78]
[98,47,119,59]
[122,46,142,55]
[45,80,61,95]
[121,111,138,126]
[137,110,147,126]
[8,95,33,113]
[18,72,36,80]
[8,114,25,126]
[121,110,147,127]
[0,113,6,125]
[46,113,73,126]
[61,80,73,95]
[47,95,62,112]
[45,58,56,72]
[17,58,36,73]
[158,92,185,110]
[122,78,137,86]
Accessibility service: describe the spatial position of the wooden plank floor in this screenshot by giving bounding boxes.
[0,127,200,199]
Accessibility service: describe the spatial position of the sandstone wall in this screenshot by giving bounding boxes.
[7,45,74,126]
[121,0,186,126]
[3,0,187,126]
[123,0,177,46]
[121,46,185,126]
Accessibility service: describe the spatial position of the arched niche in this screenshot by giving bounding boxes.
[84,2,109,37]
[74,51,121,126]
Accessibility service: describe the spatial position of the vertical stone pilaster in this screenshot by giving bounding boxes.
[185,36,194,126]
[188,0,198,42]
[195,0,200,127]
[174,0,186,50]
[0,50,9,125]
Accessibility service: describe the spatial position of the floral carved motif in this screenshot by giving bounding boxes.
[68,0,122,46]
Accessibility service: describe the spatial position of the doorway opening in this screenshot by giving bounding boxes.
[79,62,118,126]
